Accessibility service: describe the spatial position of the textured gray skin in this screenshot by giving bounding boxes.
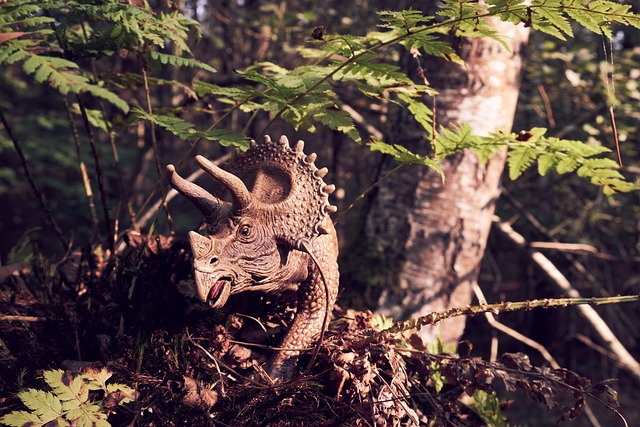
[166,135,339,381]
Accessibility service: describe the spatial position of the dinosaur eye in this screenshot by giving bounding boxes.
[239,225,251,237]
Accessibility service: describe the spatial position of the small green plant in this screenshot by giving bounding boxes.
[0,367,138,427]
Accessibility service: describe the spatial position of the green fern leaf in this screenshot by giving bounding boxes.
[507,144,537,179]
[369,137,444,181]
[66,403,109,427]
[0,410,44,427]
[555,156,579,174]
[17,388,63,423]
[377,9,433,31]
[537,152,560,176]
[134,108,251,150]
[44,369,90,408]
[312,106,361,143]
[148,51,216,73]
[564,7,604,35]
[399,93,433,137]
[487,0,529,26]
[434,122,497,162]
[600,178,639,196]
[532,0,573,40]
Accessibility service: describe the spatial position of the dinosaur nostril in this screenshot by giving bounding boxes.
[210,256,218,264]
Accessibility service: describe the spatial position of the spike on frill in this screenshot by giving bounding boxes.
[278,135,290,147]
[304,153,318,164]
[315,167,328,178]
[294,140,305,152]
[323,184,336,195]
[325,205,338,215]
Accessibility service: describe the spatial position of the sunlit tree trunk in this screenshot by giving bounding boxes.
[362,19,530,346]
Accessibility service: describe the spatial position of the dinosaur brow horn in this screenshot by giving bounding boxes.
[195,155,253,213]
[166,164,229,220]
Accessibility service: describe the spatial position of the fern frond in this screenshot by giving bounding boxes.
[148,51,216,73]
[134,108,251,150]
[508,144,538,180]
[0,39,129,111]
[369,136,444,181]
[0,368,137,427]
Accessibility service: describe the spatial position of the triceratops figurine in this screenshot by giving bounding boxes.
[166,135,339,381]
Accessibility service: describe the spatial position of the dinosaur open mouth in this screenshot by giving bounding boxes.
[205,276,232,308]
[208,278,230,301]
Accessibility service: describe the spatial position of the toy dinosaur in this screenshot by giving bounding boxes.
[166,135,339,381]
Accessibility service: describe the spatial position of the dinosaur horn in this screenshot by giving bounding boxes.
[195,155,253,213]
[166,164,229,220]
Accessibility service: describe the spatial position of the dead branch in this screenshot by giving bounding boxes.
[492,216,640,383]
[472,282,561,369]
[78,97,113,250]
[0,315,46,322]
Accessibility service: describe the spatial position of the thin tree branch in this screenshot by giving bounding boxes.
[472,282,561,369]
[0,315,47,322]
[0,109,68,251]
[492,216,640,383]
[141,66,173,233]
[62,98,100,240]
[77,97,113,250]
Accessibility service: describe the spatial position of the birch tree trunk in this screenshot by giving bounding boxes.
[359,19,530,346]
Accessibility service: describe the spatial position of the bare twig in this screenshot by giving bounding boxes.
[528,241,599,255]
[62,98,100,240]
[141,66,173,233]
[537,84,556,128]
[493,216,640,383]
[382,294,639,336]
[0,109,68,251]
[78,97,113,250]
[0,315,47,322]
[472,282,561,369]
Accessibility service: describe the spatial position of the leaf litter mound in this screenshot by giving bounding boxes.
[0,235,622,426]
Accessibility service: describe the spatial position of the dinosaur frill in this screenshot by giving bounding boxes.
[166,135,337,250]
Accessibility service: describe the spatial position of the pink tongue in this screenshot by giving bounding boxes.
[208,280,227,300]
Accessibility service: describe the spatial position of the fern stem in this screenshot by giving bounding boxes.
[62,98,100,242]
[88,54,139,233]
[383,294,640,336]
[77,97,113,251]
[0,109,68,252]
[141,66,173,234]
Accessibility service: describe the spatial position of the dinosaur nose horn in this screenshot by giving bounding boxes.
[195,155,253,213]
[188,231,212,259]
[166,164,229,221]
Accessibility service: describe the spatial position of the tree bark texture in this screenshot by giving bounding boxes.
[360,19,530,346]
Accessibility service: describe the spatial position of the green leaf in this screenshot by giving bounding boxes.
[134,108,251,150]
[311,106,361,143]
[0,410,43,427]
[17,389,63,423]
[507,144,537,180]
[399,93,433,137]
[369,137,444,182]
[43,369,88,407]
[148,51,217,74]
[554,155,578,174]
[537,152,559,176]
